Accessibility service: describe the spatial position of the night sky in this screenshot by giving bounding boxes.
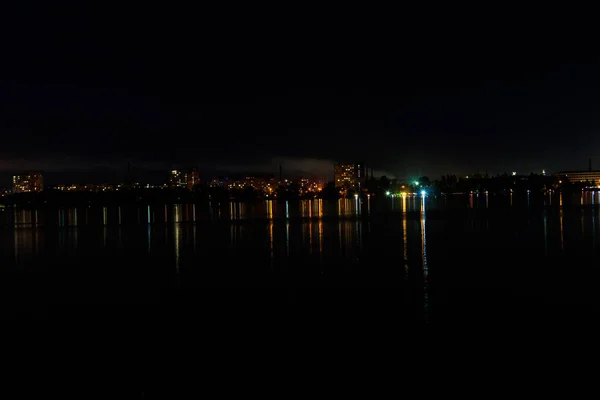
[1,5,599,185]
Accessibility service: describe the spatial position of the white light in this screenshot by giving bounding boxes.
[512,172,516,176]
[386,191,390,196]
[421,190,426,196]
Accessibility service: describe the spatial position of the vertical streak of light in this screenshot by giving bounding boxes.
[267,200,273,220]
[557,191,560,207]
[193,204,196,222]
[269,219,274,267]
[174,204,180,223]
[485,192,489,208]
[118,207,122,226]
[285,201,290,257]
[147,223,152,252]
[147,205,151,224]
[193,217,197,255]
[403,209,408,280]
[319,219,324,257]
[174,221,181,275]
[103,207,107,226]
[285,220,290,257]
[421,197,429,322]
[560,209,564,252]
[318,199,323,219]
[34,209,38,227]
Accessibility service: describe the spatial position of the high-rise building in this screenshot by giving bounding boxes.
[169,168,200,190]
[183,168,200,190]
[13,172,44,193]
[334,163,365,190]
[169,170,185,189]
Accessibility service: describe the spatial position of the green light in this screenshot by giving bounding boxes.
[386,191,390,196]
[413,181,419,186]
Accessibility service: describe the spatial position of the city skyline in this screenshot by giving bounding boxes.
[2,6,599,183]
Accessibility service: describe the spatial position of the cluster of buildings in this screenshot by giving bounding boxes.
[208,176,325,197]
[4,168,327,197]
[12,173,44,193]
[18,160,600,197]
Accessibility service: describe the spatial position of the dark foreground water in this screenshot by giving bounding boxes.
[1,194,598,323]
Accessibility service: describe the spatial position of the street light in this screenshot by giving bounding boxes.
[386,191,390,196]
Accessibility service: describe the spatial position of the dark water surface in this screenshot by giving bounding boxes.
[1,194,598,322]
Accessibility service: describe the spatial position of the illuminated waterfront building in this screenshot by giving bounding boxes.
[13,172,44,193]
[553,170,600,185]
[334,163,365,190]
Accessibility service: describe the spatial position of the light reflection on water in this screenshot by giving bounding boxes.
[6,197,600,264]
[421,195,429,322]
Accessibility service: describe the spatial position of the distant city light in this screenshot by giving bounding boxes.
[421,190,426,196]
[386,191,391,196]
[512,171,517,176]
[413,181,419,186]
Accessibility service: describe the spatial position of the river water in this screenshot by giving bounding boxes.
[1,193,598,322]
